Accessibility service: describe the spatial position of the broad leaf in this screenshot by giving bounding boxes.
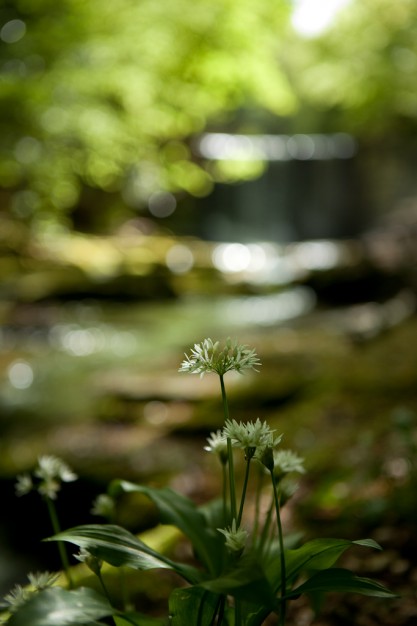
[47,524,200,583]
[266,538,382,591]
[109,480,223,575]
[8,586,115,626]
[200,553,277,610]
[287,568,396,599]
[169,586,221,626]
[247,538,383,626]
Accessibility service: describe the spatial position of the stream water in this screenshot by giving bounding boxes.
[0,288,317,426]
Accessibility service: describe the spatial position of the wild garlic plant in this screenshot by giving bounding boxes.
[15,455,77,589]
[1,339,395,626]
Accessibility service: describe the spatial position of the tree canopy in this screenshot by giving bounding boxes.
[286,0,417,136]
[0,0,294,232]
[1,0,417,233]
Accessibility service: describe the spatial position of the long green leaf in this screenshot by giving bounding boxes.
[46,524,201,583]
[267,537,382,590]
[287,568,396,599]
[169,586,221,626]
[8,587,115,626]
[109,480,223,575]
[247,538,383,626]
[200,553,277,610]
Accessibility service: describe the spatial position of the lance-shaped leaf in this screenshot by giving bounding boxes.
[8,586,115,626]
[246,538,384,626]
[287,568,396,599]
[199,553,277,610]
[169,586,222,626]
[266,537,382,591]
[46,524,201,583]
[109,480,223,575]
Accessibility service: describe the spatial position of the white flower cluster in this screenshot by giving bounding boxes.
[218,519,248,554]
[204,429,228,464]
[1,571,59,613]
[205,418,283,467]
[74,548,103,576]
[273,449,305,479]
[91,493,116,519]
[223,418,282,452]
[179,338,261,377]
[15,455,77,500]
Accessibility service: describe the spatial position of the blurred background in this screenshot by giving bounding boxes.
[1,0,417,623]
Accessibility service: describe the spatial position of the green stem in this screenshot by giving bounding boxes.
[220,374,237,522]
[222,462,228,525]
[237,455,252,526]
[214,596,226,625]
[258,495,274,554]
[97,570,112,604]
[252,466,264,545]
[270,472,287,626]
[45,497,73,589]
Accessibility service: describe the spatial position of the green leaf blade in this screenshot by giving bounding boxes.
[8,587,115,626]
[109,480,223,575]
[287,568,396,599]
[169,587,221,626]
[46,524,200,583]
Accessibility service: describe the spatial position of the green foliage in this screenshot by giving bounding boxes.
[0,0,294,229]
[169,587,222,626]
[287,568,397,599]
[2,338,396,625]
[7,586,115,626]
[47,523,201,583]
[286,0,417,135]
[109,481,224,576]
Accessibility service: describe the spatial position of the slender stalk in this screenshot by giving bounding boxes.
[258,495,274,554]
[219,374,237,522]
[221,462,228,525]
[270,472,287,626]
[219,373,240,626]
[45,497,73,589]
[252,466,264,544]
[237,455,252,526]
[97,570,112,604]
[118,567,129,612]
[215,596,225,625]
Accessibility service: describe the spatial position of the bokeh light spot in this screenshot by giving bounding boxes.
[8,360,34,389]
[1,19,26,44]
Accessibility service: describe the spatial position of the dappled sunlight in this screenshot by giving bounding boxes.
[221,288,317,326]
[7,360,34,390]
[291,0,353,38]
[0,19,26,43]
[165,243,194,274]
[197,132,356,161]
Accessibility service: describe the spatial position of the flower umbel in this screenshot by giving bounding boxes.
[273,449,305,480]
[1,586,32,612]
[27,571,60,591]
[204,429,228,464]
[0,571,57,613]
[16,455,78,500]
[15,473,33,497]
[91,494,116,520]
[74,548,103,576]
[218,519,248,554]
[179,338,261,377]
[223,418,281,452]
